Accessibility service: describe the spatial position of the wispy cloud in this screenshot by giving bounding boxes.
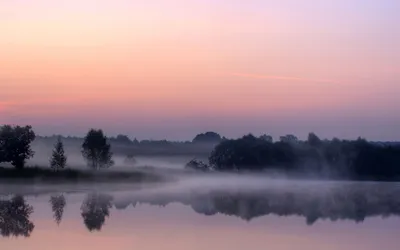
[230,73,338,84]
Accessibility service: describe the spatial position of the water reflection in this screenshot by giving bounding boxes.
[1,182,400,236]
[49,195,66,225]
[112,184,400,225]
[0,196,34,237]
[81,193,113,232]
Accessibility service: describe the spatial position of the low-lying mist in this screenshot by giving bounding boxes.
[29,143,194,170]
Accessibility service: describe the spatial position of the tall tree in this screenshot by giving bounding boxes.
[50,137,67,171]
[0,125,36,169]
[82,129,114,170]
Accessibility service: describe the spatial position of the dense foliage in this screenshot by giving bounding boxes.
[82,129,114,170]
[0,125,36,169]
[192,132,222,144]
[209,133,400,179]
[209,134,296,171]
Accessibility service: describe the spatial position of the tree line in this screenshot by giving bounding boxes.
[35,131,223,158]
[0,125,114,170]
[204,133,400,180]
[2,124,400,180]
[37,131,223,145]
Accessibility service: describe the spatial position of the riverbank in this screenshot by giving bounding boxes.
[0,166,165,183]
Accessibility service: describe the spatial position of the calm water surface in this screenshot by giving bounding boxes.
[1,178,400,250]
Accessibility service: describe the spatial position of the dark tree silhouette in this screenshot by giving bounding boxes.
[193,132,222,144]
[0,196,34,237]
[279,134,298,144]
[49,195,66,225]
[185,159,211,171]
[110,134,132,145]
[208,132,400,179]
[209,134,295,171]
[50,137,67,171]
[82,129,114,170]
[259,134,273,142]
[0,125,36,169]
[307,132,322,147]
[81,193,113,232]
[0,139,5,163]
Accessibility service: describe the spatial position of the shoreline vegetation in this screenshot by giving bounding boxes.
[1,125,400,182]
[0,166,164,183]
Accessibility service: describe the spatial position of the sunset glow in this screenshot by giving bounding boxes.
[1,0,399,140]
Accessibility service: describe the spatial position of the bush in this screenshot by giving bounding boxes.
[185,159,211,171]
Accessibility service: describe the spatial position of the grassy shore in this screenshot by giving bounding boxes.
[0,166,165,183]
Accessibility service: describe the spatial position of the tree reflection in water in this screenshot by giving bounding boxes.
[81,193,113,232]
[2,183,400,235]
[111,183,400,226]
[49,194,66,225]
[0,196,34,237]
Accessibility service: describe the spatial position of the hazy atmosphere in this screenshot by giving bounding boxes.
[1,0,400,140]
[1,1,400,250]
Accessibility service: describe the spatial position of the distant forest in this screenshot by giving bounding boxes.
[33,131,222,157]
[205,134,400,180]
[1,125,400,181]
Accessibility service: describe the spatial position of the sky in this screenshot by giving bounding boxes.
[1,0,399,140]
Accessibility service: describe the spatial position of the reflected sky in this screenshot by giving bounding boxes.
[1,181,400,250]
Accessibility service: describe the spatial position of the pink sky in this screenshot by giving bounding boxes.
[1,0,399,140]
